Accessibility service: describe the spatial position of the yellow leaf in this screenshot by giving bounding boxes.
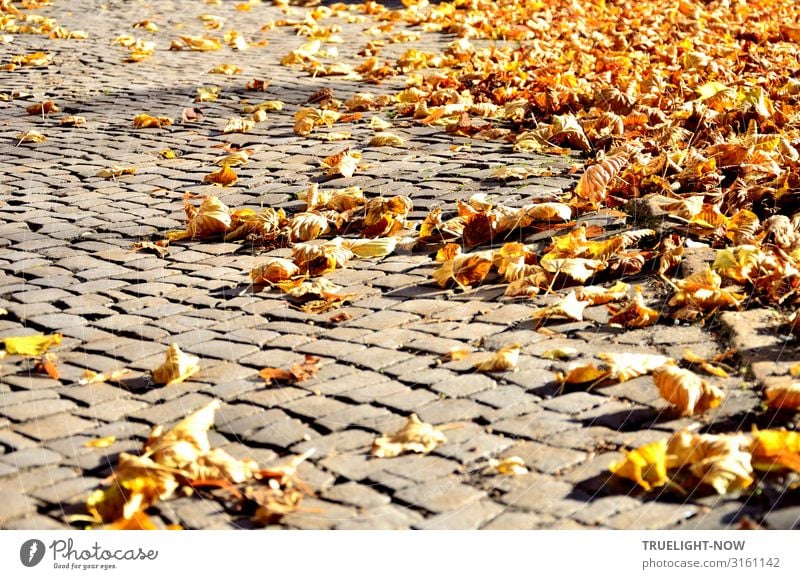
[185,194,231,238]
[60,115,87,127]
[250,258,301,284]
[208,63,243,75]
[369,131,405,147]
[143,400,220,470]
[540,347,578,360]
[682,349,730,378]
[574,281,630,305]
[531,291,589,322]
[668,266,743,310]
[195,86,220,102]
[287,212,331,242]
[432,249,493,289]
[609,439,670,491]
[607,289,659,328]
[203,164,238,186]
[668,431,753,494]
[79,368,131,385]
[763,382,800,410]
[369,116,392,129]
[133,113,172,128]
[84,436,117,449]
[151,344,200,386]
[750,428,800,473]
[174,35,223,51]
[16,130,46,143]
[3,334,62,356]
[96,166,136,178]
[372,414,446,458]
[320,149,361,178]
[653,365,725,416]
[223,117,255,134]
[474,344,521,372]
[488,456,529,476]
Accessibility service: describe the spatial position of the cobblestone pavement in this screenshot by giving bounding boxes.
[1,0,799,530]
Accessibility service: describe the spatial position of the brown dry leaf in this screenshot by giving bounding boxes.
[474,344,521,372]
[369,116,392,130]
[372,414,446,458]
[559,352,672,386]
[16,130,46,143]
[26,100,59,115]
[682,349,730,378]
[607,289,659,328]
[667,431,753,495]
[653,365,725,416]
[208,63,243,75]
[245,78,269,91]
[133,113,173,128]
[668,267,744,310]
[173,35,223,51]
[369,131,405,147]
[250,258,301,284]
[763,382,800,410]
[531,291,590,323]
[574,281,630,305]
[223,117,255,134]
[96,166,136,178]
[203,164,238,186]
[440,347,472,362]
[130,241,170,258]
[151,344,200,386]
[60,115,87,127]
[279,278,356,313]
[259,355,320,384]
[33,353,60,379]
[184,194,231,239]
[79,368,131,385]
[540,347,578,360]
[574,153,629,205]
[321,149,361,178]
[609,439,670,491]
[287,212,331,242]
[432,249,493,289]
[84,436,117,449]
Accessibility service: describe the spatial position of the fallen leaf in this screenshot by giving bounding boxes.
[26,100,59,115]
[369,131,405,147]
[130,241,170,258]
[259,355,321,384]
[321,149,361,178]
[96,166,136,178]
[682,349,730,378]
[763,382,800,410]
[133,113,173,128]
[84,436,117,449]
[33,353,60,379]
[223,117,255,134]
[203,164,238,186]
[3,334,62,356]
[372,414,446,458]
[208,63,243,75]
[16,130,46,143]
[79,368,131,385]
[151,344,200,386]
[250,258,301,284]
[607,289,660,328]
[60,115,87,127]
[474,344,521,372]
[531,291,590,323]
[750,428,800,473]
[610,439,670,491]
[487,456,529,476]
[653,365,725,416]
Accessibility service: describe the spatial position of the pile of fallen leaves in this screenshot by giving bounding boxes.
[75,401,316,529]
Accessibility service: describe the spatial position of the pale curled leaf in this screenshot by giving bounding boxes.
[372,414,446,458]
[151,344,200,386]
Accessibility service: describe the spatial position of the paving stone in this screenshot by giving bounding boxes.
[481,510,559,530]
[502,440,588,475]
[607,501,700,530]
[417,499,505,530]
[322,482,391,509]
[430,374,497,398]
[1,398,78,422]
[394,477,485,513]
[0,490,37,524]
[334,504,423,530]
[12,414,95,442]
[0,447,62,469]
